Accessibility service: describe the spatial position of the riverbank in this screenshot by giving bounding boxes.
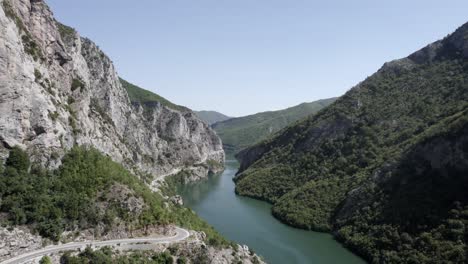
[177,160,365,264]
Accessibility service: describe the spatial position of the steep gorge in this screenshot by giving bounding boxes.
[0,1,266,262]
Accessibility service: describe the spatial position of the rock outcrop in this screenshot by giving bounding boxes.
[0,227,44,260]
[0,0,224,183]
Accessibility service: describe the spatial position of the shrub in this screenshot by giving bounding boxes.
[39,256,52,264]
[34,69,42,81]
[56,22,76,41]
[5,146,29,172]
[48,111,59,121]
[71,78,85,92]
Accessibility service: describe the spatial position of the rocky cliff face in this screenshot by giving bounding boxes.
[0,0,224,183]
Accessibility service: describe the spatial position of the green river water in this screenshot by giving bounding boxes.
[177,160,366,264]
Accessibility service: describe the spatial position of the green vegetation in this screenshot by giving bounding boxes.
[60,247,173,264]
[68,116,80,135]
[71,78,85,92]
[2,0,44,61]
[120,78,188,112]
[0,146,229,247]
[160,170,192,197]
[177,257,187,264]
[61,245,230,264]
[39,78,55,96]
[213,98,336,155]
[1,0,15,21]
[39,256,52,264]
[195,111,231,125]
[2,0,26,32]
[235,24,468,263]
[34,69,42,81]
[48,111,59,121]
[67,96,75,105]
[56,21,76,41]
[206,159,224,171]
[22,34,43,61]
[335,117,468,263]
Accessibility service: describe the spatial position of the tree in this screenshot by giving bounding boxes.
[39,256,52,264]
[177,257,187,264]
[5,146,29,172]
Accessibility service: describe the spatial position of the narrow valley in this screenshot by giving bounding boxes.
[0,0,467,263]
[177,160,365,264]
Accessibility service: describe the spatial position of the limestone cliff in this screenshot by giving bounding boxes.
[0,0,224,184]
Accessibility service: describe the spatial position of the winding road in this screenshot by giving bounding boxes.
[1,227,190,264]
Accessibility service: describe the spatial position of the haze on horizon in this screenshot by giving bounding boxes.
[47,0,468,117]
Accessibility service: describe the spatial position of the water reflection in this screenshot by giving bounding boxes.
[177,160,365,264]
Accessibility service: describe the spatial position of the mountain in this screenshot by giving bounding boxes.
[235,22,468,263]
[0,0,264,262]
[0,0,224,181]
[213,98,336,154]
[121,78,189,112]
[195,110,231,125]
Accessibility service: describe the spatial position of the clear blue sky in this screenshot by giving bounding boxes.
[47,0,467,117]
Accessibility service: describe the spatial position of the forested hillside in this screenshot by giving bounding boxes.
[213,98,336,154]
[0,146,227,245]
[235,22,468,263]
[195,111,231,125]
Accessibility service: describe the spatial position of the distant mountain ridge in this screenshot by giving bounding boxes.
[120,78,189,112]
[212,98,336,154]
[195,110,231,125]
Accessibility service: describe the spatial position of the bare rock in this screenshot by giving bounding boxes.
[0,226,44,261]
[0,0,224,187]
[170,195,184,206]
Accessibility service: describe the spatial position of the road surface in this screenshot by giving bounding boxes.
[1,227,190,264]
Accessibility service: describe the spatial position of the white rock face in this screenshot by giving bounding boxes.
[0,227,44,260]
[0,0,224,180]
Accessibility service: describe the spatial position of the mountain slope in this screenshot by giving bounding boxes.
[0,146,264,263]
[235,22,468,263]
[0,1,269,262]
[0,0,224,184]
[213,98,336,154]
[120,78,189,112]
[195,110,231,125]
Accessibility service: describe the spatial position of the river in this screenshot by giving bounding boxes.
[177,160,366,264]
